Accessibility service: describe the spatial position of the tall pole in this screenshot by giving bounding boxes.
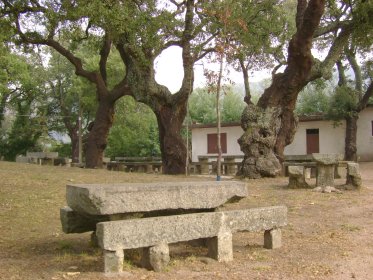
[216,54,224,181]
[78,102,82,164]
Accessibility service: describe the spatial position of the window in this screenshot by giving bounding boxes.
[207,133,227,154]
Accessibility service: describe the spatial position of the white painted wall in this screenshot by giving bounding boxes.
[284,120,346,155]
[357,106,373,161]
[191,107,373,162]
[191,125,244,162]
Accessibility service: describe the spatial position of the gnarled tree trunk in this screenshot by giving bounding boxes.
[238,0,325,178]
[155,104,187,174]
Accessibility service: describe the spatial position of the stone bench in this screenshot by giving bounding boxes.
[96,206,287,272]
[339,162,362,190]
[107,161,162,173]
[287,166,311,189]
[283,161,317,178]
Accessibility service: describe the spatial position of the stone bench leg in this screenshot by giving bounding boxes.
[104,249,124,273]
[141,242,170,272]
[264,228,282,249]
[207,230,233,262]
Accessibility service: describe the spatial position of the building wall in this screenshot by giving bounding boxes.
[191,107,373,162]
[284,120,346,155]
[357,106,373,161]
[191,126,243,162]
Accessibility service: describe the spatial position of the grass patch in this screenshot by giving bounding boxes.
[340,224,361,232]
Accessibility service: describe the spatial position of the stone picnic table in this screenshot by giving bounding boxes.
[60,181,287,273]
[286,153,362,190]
[311,153,343,187]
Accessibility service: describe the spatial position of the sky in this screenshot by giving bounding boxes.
[154,46,272,93]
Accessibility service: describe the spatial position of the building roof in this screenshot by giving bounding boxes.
[189,114,327,129]
[189,105,373,129]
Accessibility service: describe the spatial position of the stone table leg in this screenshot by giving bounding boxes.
[104,249,124,273]
[316,164,335,187]
[264,228,282,249]
[141,242,170,272]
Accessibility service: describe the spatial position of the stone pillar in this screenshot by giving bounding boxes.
[141,242,170,272]
[207,230,233,262]
[104,249,124,273]
[264,228,282,249]
[316,164,335,187]
[199,157,209,175]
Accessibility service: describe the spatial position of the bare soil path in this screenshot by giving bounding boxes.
[0,161,372,280]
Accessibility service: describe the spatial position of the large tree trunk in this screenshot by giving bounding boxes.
[155,104,187,175]
[85,97,115,168]
[238,0,325,178]
[344,115,358,161]
[70,132,79,163]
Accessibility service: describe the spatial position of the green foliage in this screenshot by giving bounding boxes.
[188,87,245,124]
[46,49,97,134]
[296,80,332,115]
[51,143,72,158]
[0,100,44,161]
[327,86,359,120]
[106,97,160,158]
[188,88,217,124]
[222,89,246,122]
[0,47,49,160]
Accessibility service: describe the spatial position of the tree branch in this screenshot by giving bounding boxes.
[99,33,112,86]
[308,25,353,82]
[175,0,195,102]
[336,60,347,86]
[345,47,363,93]
[357,81,373,112]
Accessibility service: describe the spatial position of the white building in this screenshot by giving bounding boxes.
[190,106,373,162]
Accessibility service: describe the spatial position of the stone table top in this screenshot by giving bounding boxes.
[312,153,343,165]
[66,181,248,216]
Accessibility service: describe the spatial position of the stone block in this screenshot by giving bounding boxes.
[207,229,233,262]
[264,228,282,249]
[66,181,248,215]
[312,153,343,165]
[60,206,108,233]
[141,242,170,272]
[345,162,362,189]
[104,249,124,273]
[287,166,309,189]
[316,165,335,187]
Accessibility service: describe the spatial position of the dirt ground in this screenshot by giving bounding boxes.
[0,161,372,280]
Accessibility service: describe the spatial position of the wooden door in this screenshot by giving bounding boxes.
[306,129,319,154]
